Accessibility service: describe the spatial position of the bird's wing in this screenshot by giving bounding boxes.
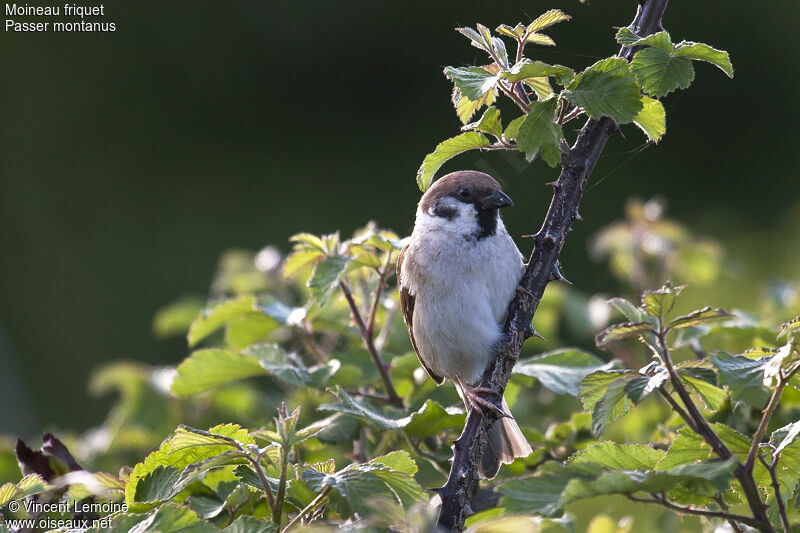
[397,245,444,385]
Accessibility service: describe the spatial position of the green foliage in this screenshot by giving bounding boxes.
[0,9,764,533]
[417,12,732,190]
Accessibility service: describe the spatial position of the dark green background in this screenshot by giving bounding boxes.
[0,1,796,435]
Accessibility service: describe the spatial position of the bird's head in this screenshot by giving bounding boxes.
[417,171,514,240]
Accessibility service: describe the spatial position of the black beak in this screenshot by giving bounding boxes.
[478,189,514,210]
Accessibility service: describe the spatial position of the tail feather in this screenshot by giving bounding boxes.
[479,398,532,479]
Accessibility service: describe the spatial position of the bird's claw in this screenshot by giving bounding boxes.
[457,378,509,418]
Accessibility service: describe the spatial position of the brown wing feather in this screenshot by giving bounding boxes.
[397,245,444,385]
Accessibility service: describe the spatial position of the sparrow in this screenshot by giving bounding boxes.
[397,170,532,478]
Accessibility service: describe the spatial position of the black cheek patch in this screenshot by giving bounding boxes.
[475,208,498,240]
[432,199,457,220]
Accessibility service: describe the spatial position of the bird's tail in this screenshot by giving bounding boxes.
[479,397,533,479]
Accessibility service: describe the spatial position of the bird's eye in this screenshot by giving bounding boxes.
[458,188,470,198]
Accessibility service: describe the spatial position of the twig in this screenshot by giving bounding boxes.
[656,325,775,532]
[627,494,760,528]
[436,2,672,529]
[658,388,698,433]
[281,486,331,533]
[248,451,276,516]
[745,378,784,472]
[714,493,743,533]
[273,444,290,524]
[759,451,791,532]
[339,280,403,407]
[366,252,393,338]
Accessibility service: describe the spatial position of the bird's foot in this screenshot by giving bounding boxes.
[456,377,509,418]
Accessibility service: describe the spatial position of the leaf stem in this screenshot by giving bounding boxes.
[339,279,403,407]
[498,81,531,113]
[248,451,276,517]
[273,444,290,524]
[759,451,791,533]
[714,493,743,533]
[627,494,760,528]
[282,486,331,532]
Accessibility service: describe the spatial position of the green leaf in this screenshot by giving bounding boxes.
[562,457,736,505]
[516,97,563,167]
[579,369,633,412]
[134,465,182,504]
[624,365,668,404]
[674,42,734,77]
[502,60,574,85]
[319,386,412,430]
[641,282,685,319]
[153,296,205,339]
[681,373,726,411]
[308,255,350,305]
[633,96,666,143]
[172,349,267,396]
[778,316,800,340]
[607,297,652,323]
[564,57,643,124]
[630,47,694,98]
[444,67,498,101]
[615,27,642,46]
[223,516,277,533]
[126,424,254,508]
[188,296,256,347]
[403,399,465,439]
[503,115,525,141]
[668,307,730,330]
[302,452,424,517]
[711,352,771,407]
[416,132,491,191]
[595,322,655,346]
[528,9,571,33]
[591,376,633,435]
[243,343,311,386]
[135,503,217,533]
[514,348,608,396]
[569,442,665,470]
[0,474,49,506]
[499,462,573,517]
[464,106,503,139]
[495,23,525,39]
[772,421,800,455]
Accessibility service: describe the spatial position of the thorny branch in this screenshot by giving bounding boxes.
[436,1,672,529]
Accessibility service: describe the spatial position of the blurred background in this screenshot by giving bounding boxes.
[0,0,797,447]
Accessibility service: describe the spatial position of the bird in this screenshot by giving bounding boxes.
[397,170,532,478]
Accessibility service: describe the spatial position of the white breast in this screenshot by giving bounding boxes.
[400,203,524,385]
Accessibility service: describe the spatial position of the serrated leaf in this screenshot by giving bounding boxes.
[307,255,350,305]
[668,307,730,330]
[615,27,642,46]
[499,463,573,518]
[525,77,554,100]
[134,465,182,503]
[172,349,267,396]
[444,66,499,101]
[569,442,665,470]
[564,57,643,124]
[503,60,574,85]
[528,9,571,33]
[631,31,674,52]
[579,369,633,412]
[772,421,800,455]
[633,96,666,143]
[133,503,217,533]
[562,457,736,504]
[681,374,726,411]
[674,42,733,77]
[403,399,465,439]
[188,296,256,347]
[711,352,771,407]
[416,132,491,191]
[591,376,633,435]
[625,364,668,404]
[595,322,655,346]
[319,386,412,430]
[641,282,685,318]
[0,474,49,506]
[456,27,488,52]
[223,516,277,533]
[607,297,653,323]
[630,47,695,98]
[516,97,563,167]
[503,115,525,141]
[463,106,502,139]
[495,23,526,39]
[514,348,607,396]
[126,424,255,509]
[244,343,312,386]
[525,33,556,47]
[779,316,800,340]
